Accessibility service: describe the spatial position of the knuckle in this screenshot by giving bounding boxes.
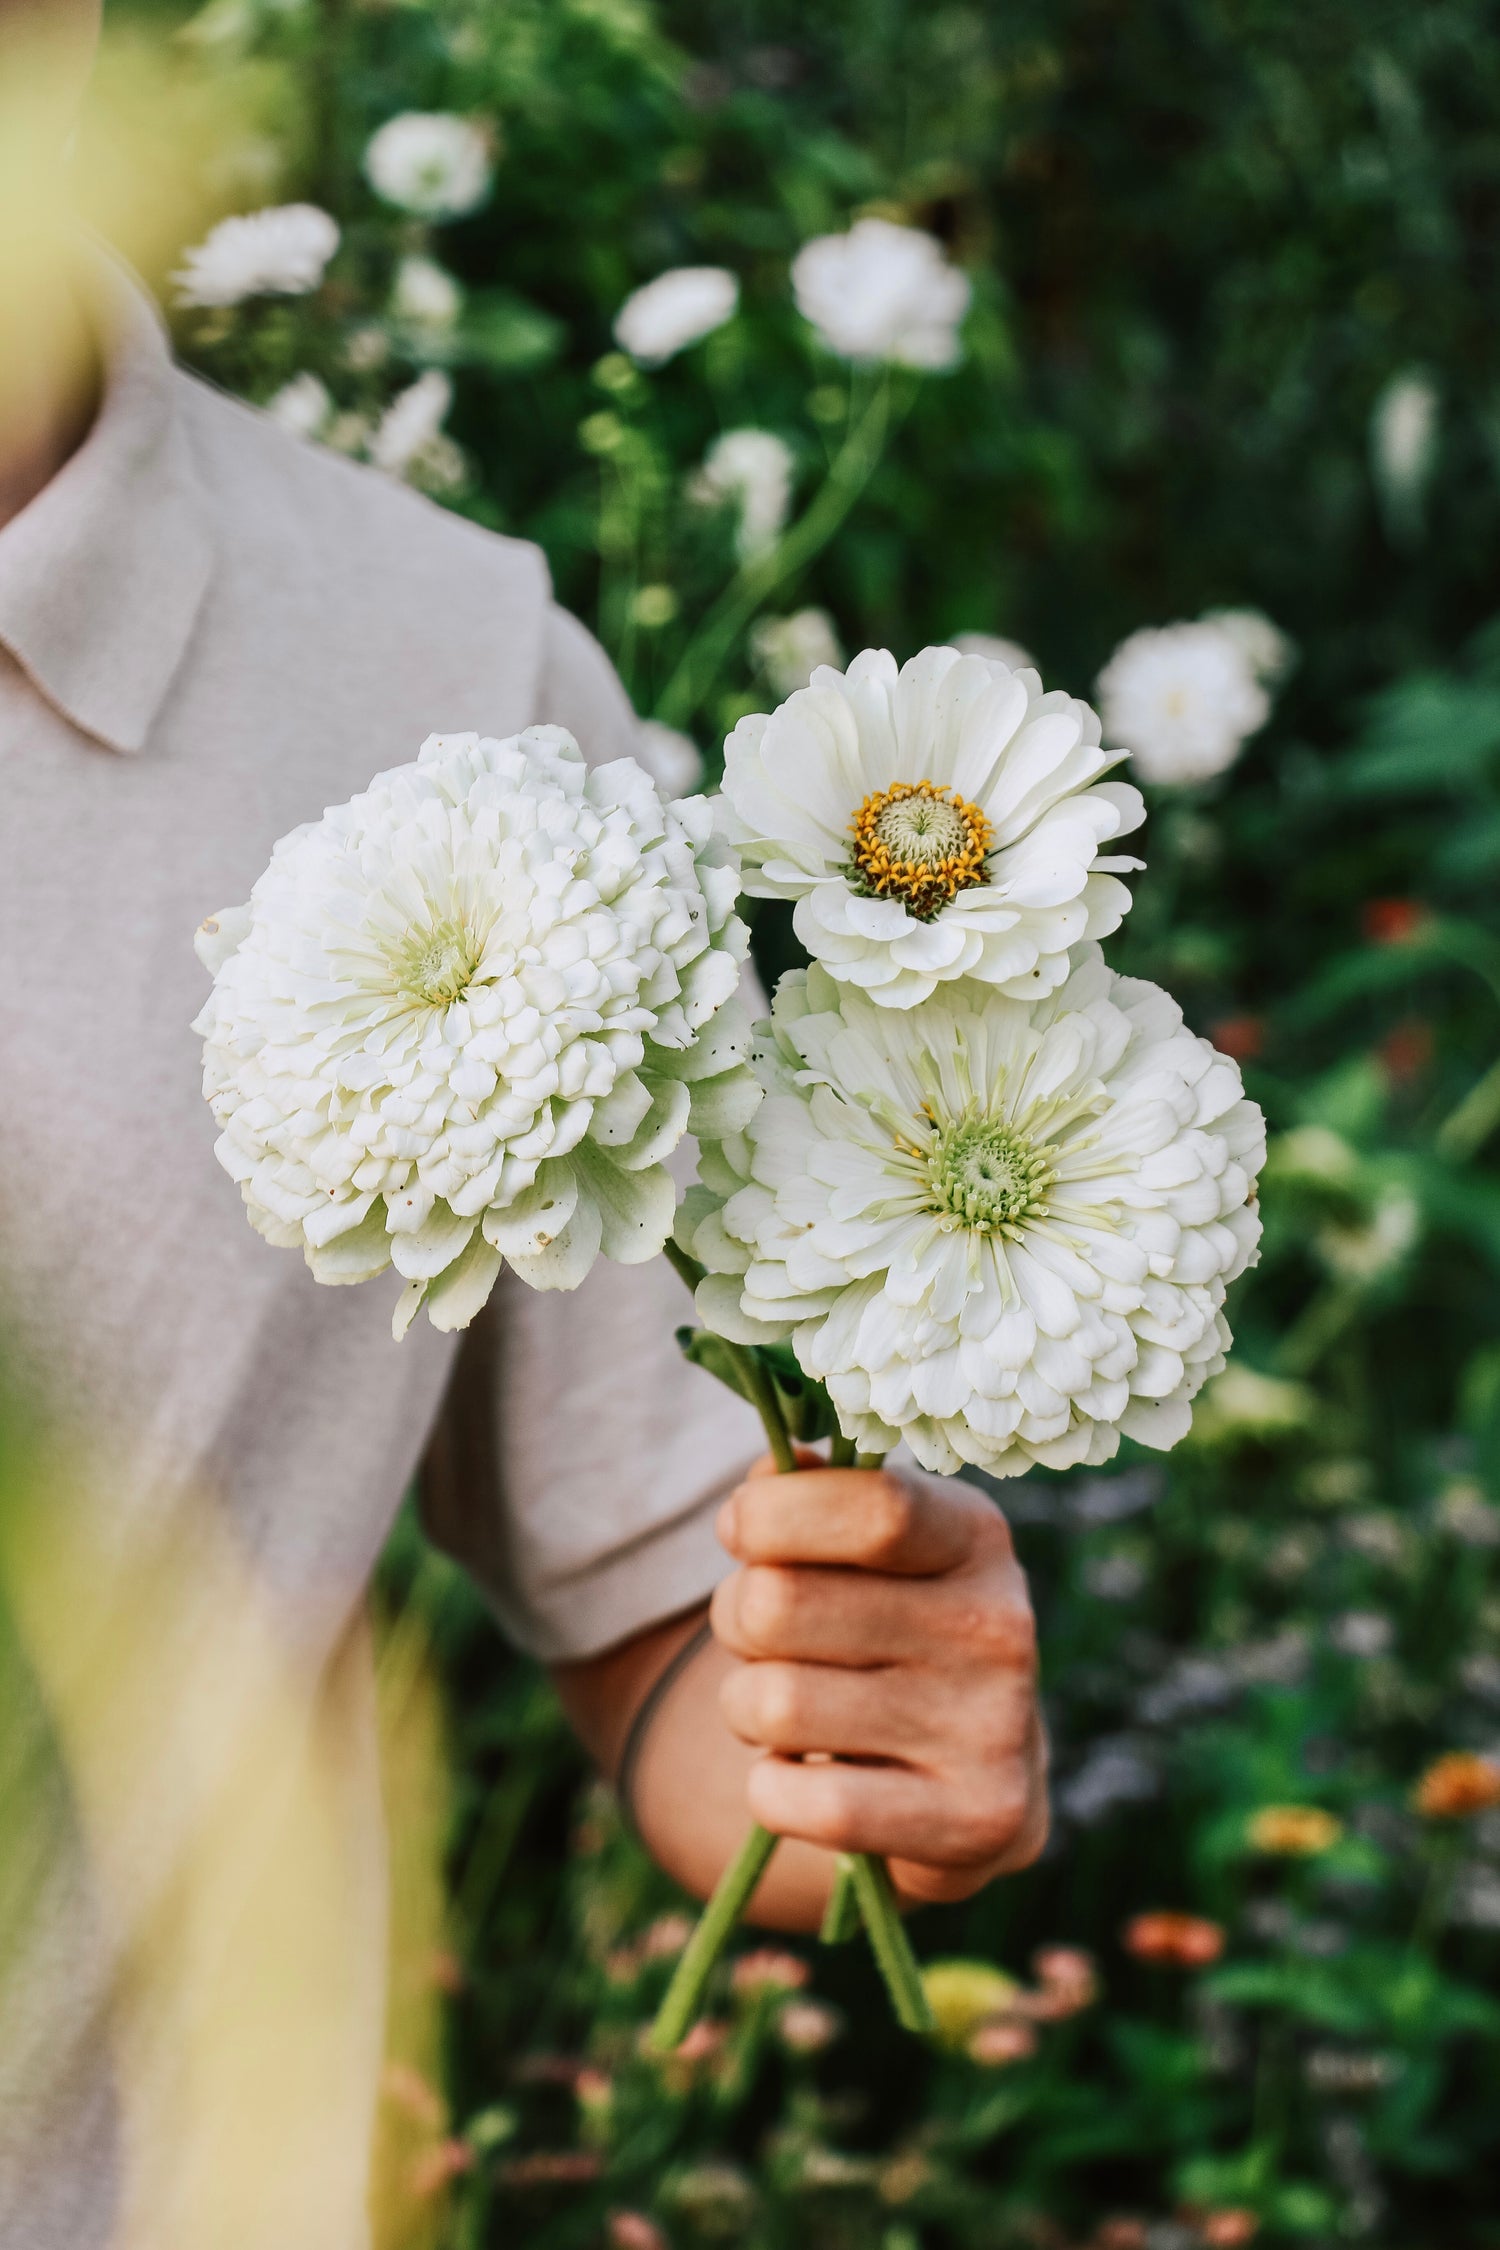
[954,1774,1031,1863]
[753,1663,805,1739]
[817,1769,865,1848]
[863,1473,917,1561]
[947,1587,1037,1674]
[738,1565,798,1649]
[1008,1797,1050,1869]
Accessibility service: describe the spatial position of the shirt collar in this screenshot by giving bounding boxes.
[0,248,213,755]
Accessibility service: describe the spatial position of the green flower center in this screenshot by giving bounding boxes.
[927,1112,1053,1233]
[401,923,479,1005]
[875,792,972,863]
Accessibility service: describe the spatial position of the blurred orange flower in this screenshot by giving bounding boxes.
[968,2018,1038,2067]
[1246,1804,1343,1855]
[380,2059,445,2131]
[1413,1751,1500,1818]
[731,1946,810,1995]
[1378,1020,1434,1085]
[1122,1912,1225,1967]
[1094,2221,1148,2250]
[1208,1014,1264,1061]
[407,2137,473,2201]
[1362,897,1426,945]
[1199,2210,1260,2246]
[607,2214,669,2250]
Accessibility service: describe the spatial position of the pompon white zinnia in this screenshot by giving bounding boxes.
[718,644,1145,1009]
[678,949,1264,1476]
[193,727,755,1337]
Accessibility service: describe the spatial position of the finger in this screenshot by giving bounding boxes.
[719,1658,939,1761]
[743,1445,826,1481]
[891,1713,1051,1894]
[720,1466,999,1576]
[711,1561,1036,1673]
[746,1751,1035,1869]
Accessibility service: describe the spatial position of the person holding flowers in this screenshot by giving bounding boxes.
[0,11,1054,2241]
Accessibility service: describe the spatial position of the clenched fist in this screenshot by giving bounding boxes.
[712,1454,1048,1904]
[557,1449,1048,1927]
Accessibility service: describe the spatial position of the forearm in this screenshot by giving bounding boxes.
[552,1607,842,1931]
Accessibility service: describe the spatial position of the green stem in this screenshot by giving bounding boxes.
[849,1853,935,2034]
[662,1239,798,1473]
[1273,1277,1365,1378]
[647,1822,779,2050]
[1436,1052,1500,1162]
[819,1854,861,1944]
[654,374,896,731]
[829,1432,858,1468]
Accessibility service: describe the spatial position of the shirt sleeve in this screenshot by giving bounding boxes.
[463,602,763,1662]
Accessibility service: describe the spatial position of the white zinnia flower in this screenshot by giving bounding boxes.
[369,370,453,478]
[679,948,1264,1476]
[750,608,844,697]
[390,253,464,330]
[363,112,494,220]
[953,631,1037,674]
[690,429,794,558]
[265,371,333,441]
[636,720,705,798]
[172,203,339,308]
[1371,371,1439,505]
[1200,608,1293,689]
[1317,1187,1419,1283]
[1097,620,1269,787]
[719,643,1144,1010]
[613,267,739,367]
[193,728,754,1337]
[791,218,971,370]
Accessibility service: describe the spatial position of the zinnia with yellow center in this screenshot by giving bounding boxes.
[718,643,1145,1009]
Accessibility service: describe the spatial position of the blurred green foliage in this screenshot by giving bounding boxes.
[102,0,1500,2239]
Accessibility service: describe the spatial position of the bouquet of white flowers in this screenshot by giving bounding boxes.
[193,645,1263,2050]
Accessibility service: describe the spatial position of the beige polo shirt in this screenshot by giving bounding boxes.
[0,259,755,1663]
[0,260,755,2248]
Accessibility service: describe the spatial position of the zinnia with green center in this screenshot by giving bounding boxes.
[192,725,755,1336]
[679,946,1265,1476]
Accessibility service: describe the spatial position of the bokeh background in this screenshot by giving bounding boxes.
[71,2,1500,2242]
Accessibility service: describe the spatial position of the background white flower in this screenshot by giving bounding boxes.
[363,112,494,220]
[689,429,794,557]
[1317,1186,1419,1282]
[194,727,754,1336]
[792,218,971,370]
[265,371,333,442]
[1200,608,1293,688]
[1371,369,1440,539]
[953,630,1038,674]
[390,254,464,331]
[613,267,740,367]
[172,203,339,308]
[1097,620,1270,786]
[678,948,1264,1476]
[720,642,1144,1008]
[369,370,455,479]
[750,608,844,697]
[636,720,705,798]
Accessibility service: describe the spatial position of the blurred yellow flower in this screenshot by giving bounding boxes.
[920,1958,1020,2047]
[1246,1805,1343,1855]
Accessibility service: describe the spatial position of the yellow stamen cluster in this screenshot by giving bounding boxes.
[848,780,992,920]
